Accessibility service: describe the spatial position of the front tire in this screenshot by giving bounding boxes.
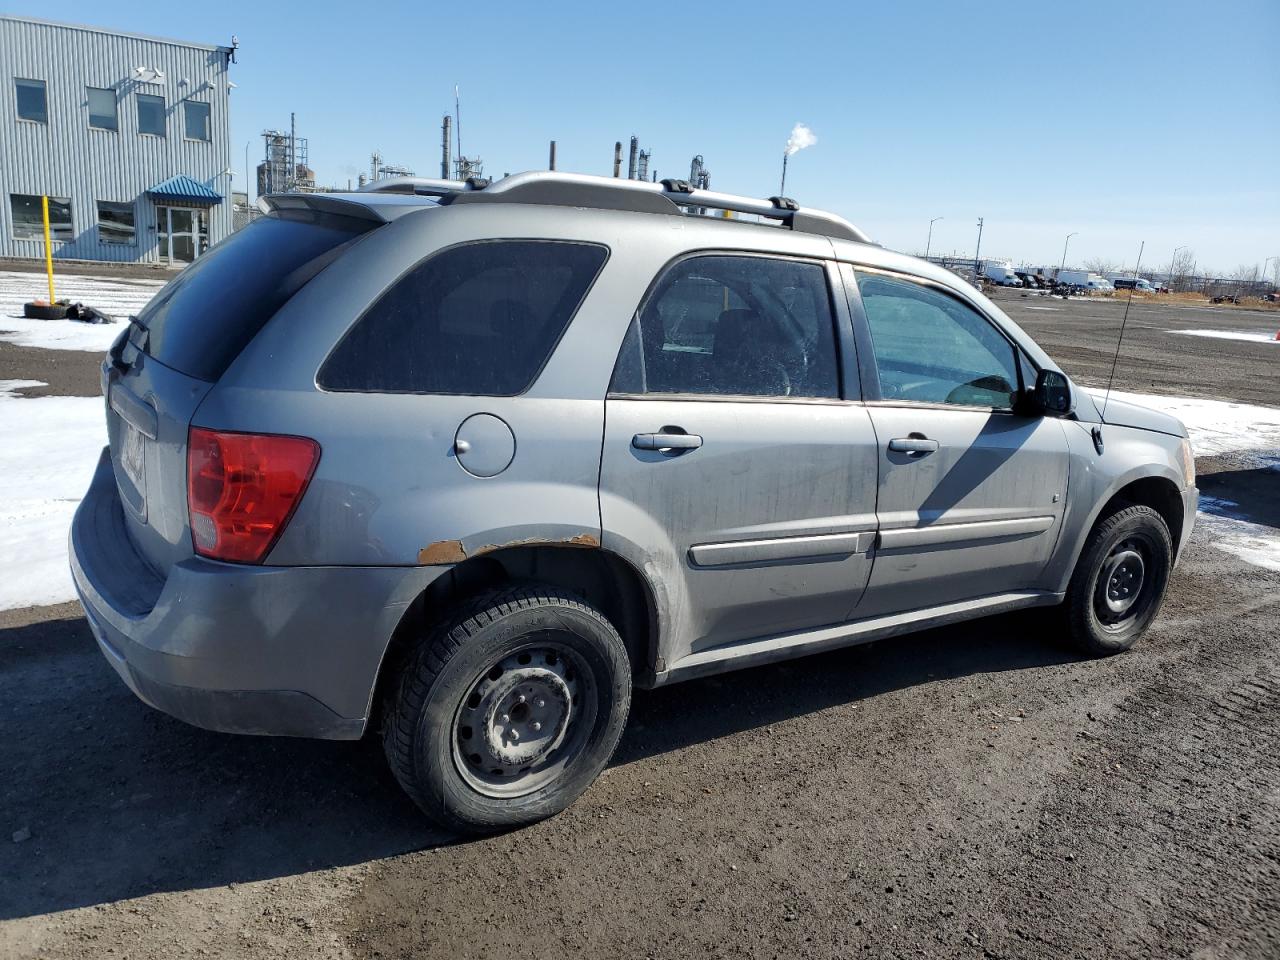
[1061,504,1173,656]
[383,584,631,834]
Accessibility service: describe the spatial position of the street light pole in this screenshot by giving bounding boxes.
[973,217,984,276]
[1263,256,1279,291]
[926,217,943,259]
[1059,232,1078,278]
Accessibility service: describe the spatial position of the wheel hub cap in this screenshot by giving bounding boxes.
[452,641,593,799]
[1101,547,1145,616]
[478,667,572,769]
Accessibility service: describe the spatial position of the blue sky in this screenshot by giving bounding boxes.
[20,0,1280,274]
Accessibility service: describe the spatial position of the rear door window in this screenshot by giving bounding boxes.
[136,210,375,381]
[318,240,608,396]
[609,254,841,399]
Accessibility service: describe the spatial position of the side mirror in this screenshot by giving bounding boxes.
[1034,369,1074,417]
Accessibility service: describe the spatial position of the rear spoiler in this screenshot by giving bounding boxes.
[258,192,436,224]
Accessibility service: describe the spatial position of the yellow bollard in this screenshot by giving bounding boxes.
[41,195,56,303]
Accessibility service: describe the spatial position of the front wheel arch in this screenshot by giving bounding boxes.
[1097,475,1185,559]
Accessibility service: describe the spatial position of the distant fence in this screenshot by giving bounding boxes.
[915,255,1276,296]
[231,201,261,232]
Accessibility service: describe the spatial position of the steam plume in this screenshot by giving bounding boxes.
[785,123,817,156]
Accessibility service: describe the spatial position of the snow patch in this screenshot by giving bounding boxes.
[1168,329,1279,345]
[1085,388,1280,459]
[0,270,164,353]
[1196,498,1280,574]
[0,379,47,398]
[0,391,106,610]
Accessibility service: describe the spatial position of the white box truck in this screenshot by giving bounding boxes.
[982,260,1023,286]
[1057,270,1113,293]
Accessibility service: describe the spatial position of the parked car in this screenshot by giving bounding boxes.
[1111,277,1157,293]
[71,172,1198,833]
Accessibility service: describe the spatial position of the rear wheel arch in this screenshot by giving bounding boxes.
[369,545,659,731]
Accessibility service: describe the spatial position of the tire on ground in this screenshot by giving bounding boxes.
[23,302,70,320]
[382,583,631,834]
[1060,503,1173,656]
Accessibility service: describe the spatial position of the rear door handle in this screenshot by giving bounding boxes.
[632,431,703,451]
[888,436,939,455]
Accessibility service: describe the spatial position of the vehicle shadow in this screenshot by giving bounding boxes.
[0,605,1078,920]
[1197,461,1280,530]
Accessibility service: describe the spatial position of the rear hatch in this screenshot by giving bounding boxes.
[104,204,380,575]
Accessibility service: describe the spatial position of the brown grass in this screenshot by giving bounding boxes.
[1124,291,1280,311]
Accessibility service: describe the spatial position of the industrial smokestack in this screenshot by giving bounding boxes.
[780,122,817,196]
[549,140,557,171]
[441,115,452,179]
[613,141,622,178]
[627,136,638,180]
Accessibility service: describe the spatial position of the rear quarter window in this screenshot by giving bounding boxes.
[137,210,375,381]
[318,240,608,396]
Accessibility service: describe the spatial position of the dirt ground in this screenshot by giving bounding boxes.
[2,294,1278,959]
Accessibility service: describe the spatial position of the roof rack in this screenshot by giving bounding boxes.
[358,171,870,243]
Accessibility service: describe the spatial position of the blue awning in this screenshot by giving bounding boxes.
[146,175,223,206]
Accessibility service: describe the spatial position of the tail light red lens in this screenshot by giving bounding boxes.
[187,427,320,564]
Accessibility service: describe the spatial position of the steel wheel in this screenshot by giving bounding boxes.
[450,636,598,799]
[1092,535,1154,630]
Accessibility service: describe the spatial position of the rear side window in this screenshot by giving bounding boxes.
[319,240,608,396]
[137,211,374,381]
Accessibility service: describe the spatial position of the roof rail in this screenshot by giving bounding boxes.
[358,171,870,243]
[358,176,484,198]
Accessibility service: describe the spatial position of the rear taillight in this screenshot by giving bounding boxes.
[187,427,320,564]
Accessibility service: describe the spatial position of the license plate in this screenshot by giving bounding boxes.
[120,422,146,496]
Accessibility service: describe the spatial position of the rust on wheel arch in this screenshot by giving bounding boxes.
[417,533,600,566]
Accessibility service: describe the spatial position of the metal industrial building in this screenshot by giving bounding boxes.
[0,15,235,265]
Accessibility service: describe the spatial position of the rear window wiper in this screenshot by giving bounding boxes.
[125,314,151,352]
[109,315,149,374]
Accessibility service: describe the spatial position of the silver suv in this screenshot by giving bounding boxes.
[71,172,1198,833]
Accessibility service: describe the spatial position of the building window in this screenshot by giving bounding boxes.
[15,78,47,123]
[183,100,211,141]
[137,93,165,136]
[87,87,119,131]
[9,194,73,241]
[97,201,136,244]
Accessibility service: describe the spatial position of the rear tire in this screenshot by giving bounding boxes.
[1060,504,1173,656]
[383,584,631,834]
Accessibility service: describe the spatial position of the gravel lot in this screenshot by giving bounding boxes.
[2,290,1278,959]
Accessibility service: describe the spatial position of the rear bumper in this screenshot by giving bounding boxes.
[71,449,443,739]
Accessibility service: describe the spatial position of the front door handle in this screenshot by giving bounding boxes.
[888,436,939,455]
[632,431,703,451]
